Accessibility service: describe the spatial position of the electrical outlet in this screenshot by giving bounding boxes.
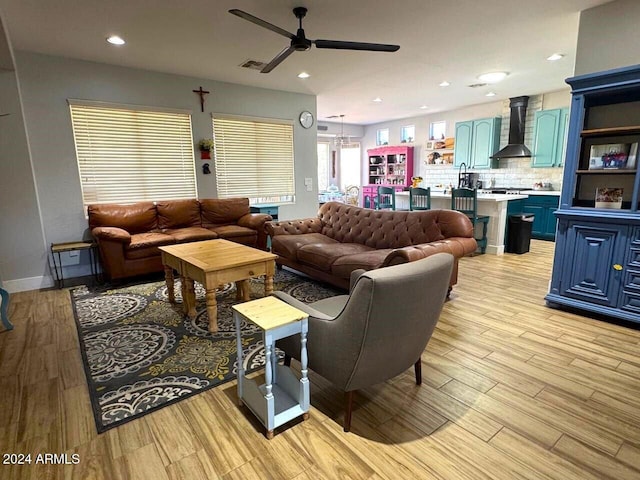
[304,177,313,186]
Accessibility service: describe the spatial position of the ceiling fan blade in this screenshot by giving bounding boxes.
[261,46,296,73]
[314,39,400,52]
[228,9,295,40]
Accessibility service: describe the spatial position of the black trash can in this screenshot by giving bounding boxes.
[507,214,534,254]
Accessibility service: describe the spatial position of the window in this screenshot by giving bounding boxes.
[401,125,415,143]
[376,128,389,146]
[213,115,295,204]
[430,121,446,140]
[339,143,361,191]
[317,141,331,192]
[69,101,197,207]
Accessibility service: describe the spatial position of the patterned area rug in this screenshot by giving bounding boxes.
[70,270,341,433]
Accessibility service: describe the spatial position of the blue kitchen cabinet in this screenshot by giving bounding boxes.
[531,108,569,168]
[453,121,473,167]
[522,195,559,240]
[557,221,626,308]
[471,117,501,169]
[454,118,500,169]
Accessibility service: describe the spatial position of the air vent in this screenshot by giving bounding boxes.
[240,59,267,70]
[468,83,488,88]
[317,125,329,131]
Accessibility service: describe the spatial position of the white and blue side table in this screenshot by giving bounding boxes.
[232,296,309,439]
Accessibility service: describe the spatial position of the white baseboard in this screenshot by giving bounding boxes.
[3,275,55,293]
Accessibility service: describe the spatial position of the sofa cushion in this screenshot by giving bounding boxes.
[272,233,338,261]
[157,199,201,229]
[208,225,257,239]
[331,249,394,279]
[163,227,218,243]
[88,202,158,234]
[125,232,176,260]
[298,243,375,272]
[201,198,250,226]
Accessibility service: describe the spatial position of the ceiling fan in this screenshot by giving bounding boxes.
[229,7,400,73]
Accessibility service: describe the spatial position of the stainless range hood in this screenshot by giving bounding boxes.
[491,96,532,159]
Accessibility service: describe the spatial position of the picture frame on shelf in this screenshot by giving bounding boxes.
[588,142,637,170]
[595,187,623,209]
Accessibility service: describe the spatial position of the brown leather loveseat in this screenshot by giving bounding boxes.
[266,202,477,291]
[88,198,272,281]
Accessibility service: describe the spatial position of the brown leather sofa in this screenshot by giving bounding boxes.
[265,202,477,291]
[88,198,272,281]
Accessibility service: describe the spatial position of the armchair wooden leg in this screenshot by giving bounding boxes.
[344,391,354,432]
[283,354,292,367]
[414,358,422,385]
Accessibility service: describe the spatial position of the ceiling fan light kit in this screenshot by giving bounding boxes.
[229,7,400,73]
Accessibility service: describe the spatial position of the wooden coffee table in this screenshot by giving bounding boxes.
[158,239,277,333]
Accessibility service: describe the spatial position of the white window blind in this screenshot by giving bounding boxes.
[69,102,197,207]
[213,115,295,203]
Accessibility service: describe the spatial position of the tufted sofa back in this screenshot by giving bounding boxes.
[317,202,473,249]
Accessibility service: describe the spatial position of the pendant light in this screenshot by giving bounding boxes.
[334,114,351,147]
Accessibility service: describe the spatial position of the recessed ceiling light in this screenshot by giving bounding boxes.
[547,53,564,61]
[373,97,383,103]
[485,91,496,97]
[439,81,450,87]
[419,105,428,109]
[297,72,310,79]
[106,35,126,45]
[477,72,508,83]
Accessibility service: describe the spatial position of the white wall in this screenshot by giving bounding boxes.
[0,17,48,292]
[7,51,317,288]
[361,101,504,170]
[575,0,640,76]
[0,69,49,291]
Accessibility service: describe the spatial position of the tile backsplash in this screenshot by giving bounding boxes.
[418,94,565,190]
[418,163,564,190]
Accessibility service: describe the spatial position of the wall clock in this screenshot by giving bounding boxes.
[299,111,314,129]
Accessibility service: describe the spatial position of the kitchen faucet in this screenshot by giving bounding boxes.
[458,162,467,188]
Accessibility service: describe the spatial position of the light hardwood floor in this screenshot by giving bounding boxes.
[1,240,640,480]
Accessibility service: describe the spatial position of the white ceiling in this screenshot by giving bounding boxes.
[0,0,612,125]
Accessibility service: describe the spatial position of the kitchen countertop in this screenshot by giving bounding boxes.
[396,191,529,201]
[525,190,561,196]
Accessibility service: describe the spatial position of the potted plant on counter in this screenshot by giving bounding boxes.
[198,138,214,159]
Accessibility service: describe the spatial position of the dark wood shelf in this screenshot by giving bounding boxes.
[576,169,637,174]
[581,126,640,137]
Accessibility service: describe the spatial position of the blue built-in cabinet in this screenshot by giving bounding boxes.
[558,221,626,308]
[531,108,569,168]
[454,117,501,169]
[546,64,640,325]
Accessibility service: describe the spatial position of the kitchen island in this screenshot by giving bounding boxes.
[396,191,528,255]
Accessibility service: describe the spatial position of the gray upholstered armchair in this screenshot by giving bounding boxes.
[273,252,453,432]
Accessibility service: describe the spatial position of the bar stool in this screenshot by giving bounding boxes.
[409,187,431,210]
[376,186,396,210]
[451,188,489,254]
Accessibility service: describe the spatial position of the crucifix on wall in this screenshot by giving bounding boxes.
[192,86,210,112]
